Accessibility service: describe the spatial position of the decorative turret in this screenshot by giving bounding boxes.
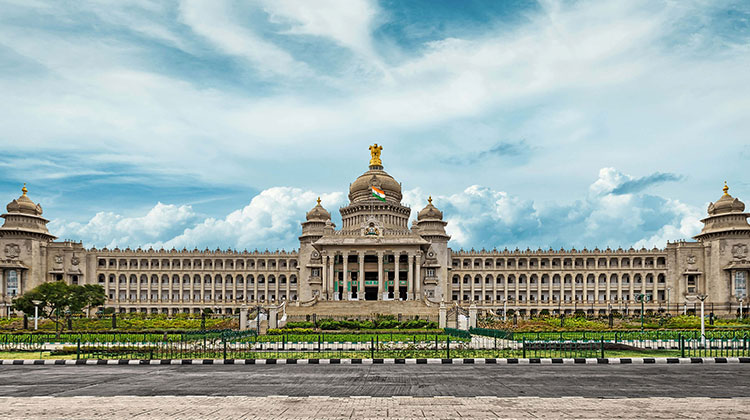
[413,196,450,241]
[694,182,750,241]
[306,197,331,221]
[300,197,332,242]
[0,184,56,241]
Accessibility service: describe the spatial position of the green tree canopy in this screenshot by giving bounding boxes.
[12,281,106,335]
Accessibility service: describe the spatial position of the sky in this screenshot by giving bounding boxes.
[0,0,748,252]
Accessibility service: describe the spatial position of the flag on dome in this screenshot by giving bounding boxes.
[371,186,386,202]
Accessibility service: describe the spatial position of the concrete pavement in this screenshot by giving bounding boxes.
[1,364,750,398]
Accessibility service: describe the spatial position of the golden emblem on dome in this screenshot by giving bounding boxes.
[22,183,27,196]
[723,181,729,196]
[369,143,383,166]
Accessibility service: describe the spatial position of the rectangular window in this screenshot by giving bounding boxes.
[6,270,18,296]
[736,272,747,299]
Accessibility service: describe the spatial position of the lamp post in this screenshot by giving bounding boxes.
[667,287,671,315]
[31,300,42,330]
[636,293,650,332]
[697,294,708,347]
[502,298,507,322]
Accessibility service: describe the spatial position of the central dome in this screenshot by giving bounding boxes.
[348,168,403,203]
[348,144,403,204]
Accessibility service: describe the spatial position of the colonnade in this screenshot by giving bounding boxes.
[320,250,422,301]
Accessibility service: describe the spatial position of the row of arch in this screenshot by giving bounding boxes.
[99,273,299,286]
[452,256,667,270]
[98,258,298,270]
[451,273,667,285]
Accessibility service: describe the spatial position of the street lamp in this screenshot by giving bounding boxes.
[635,293,651,332]
[31,300,42,330]
[697,294,708,347]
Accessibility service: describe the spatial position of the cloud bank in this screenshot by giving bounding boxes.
[50,168,701,252]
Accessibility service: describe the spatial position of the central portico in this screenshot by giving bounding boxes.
[297,145,451,304]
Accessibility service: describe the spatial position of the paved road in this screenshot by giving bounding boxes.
[3,395,749,419]
[2,364,750,398]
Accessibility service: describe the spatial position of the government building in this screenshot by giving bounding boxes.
[1,145,749,318]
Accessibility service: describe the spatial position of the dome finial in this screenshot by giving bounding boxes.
[368,143,383,167]
[316,196,321,205]
[21,183,27,196]
[428,196,432,205]
[723,181,729,196]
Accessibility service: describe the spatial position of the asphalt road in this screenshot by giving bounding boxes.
[2,364,750,398]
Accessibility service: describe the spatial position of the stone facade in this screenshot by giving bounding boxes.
[1,148,749,316]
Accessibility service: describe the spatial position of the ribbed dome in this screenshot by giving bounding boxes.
[708,183,745,215]
[418,196,443,220]
[348,169,402,203]
[306,197,331,221]
[5,184,43,216]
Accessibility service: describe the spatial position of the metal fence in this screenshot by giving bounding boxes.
[4,328,750,360]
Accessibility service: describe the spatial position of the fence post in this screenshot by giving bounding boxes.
[76,338,80,360]
[318,335,321,353]
[680,335,685,358]
[370,337,374,359]
[522,337,526,359]
[223,339,227,361]
[446,336,450,359]
[600,336,604,359]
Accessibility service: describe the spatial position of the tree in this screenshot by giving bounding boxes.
[12,282,106,336]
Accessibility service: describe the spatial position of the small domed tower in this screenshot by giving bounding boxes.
[1,184,57,302]
[694,182,750,241]
[0,184,56,241]
[691,182,750,308]
[413,196,450,242]
[299,197,332,244]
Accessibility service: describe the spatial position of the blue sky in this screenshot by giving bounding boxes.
[1,0,749,252]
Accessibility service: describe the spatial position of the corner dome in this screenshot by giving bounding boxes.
[306,197,331,221]
[708,182,745,215]
[5,184,43,216]
[418,196,443,220]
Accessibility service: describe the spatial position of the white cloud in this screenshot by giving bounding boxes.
[50,203,199,249]
[178,0,310,78]
[151,187,344,250]
[260,0,380,61]
[50,187,345,250]
[437,168,702,250]
[47,169,704,252]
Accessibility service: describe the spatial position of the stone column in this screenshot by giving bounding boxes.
[343,252,350,300]
[481,274,486,303]
[269,305,278,330]
[582,273,588,309]
[594,274,600,305]
[253,274,258,303]
[115,275,120,303]
[240,305,248,330]
[439,301,447,328]
[322,256,328,300]
[415,252,422,300]
[394,253,400,300]
[468,302,477,330]
[358,252,365,300]
[329,255,336,301]
[407,254,414,300]
[378,251,385,300]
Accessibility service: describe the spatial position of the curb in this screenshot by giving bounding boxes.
[2,357,750,366]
